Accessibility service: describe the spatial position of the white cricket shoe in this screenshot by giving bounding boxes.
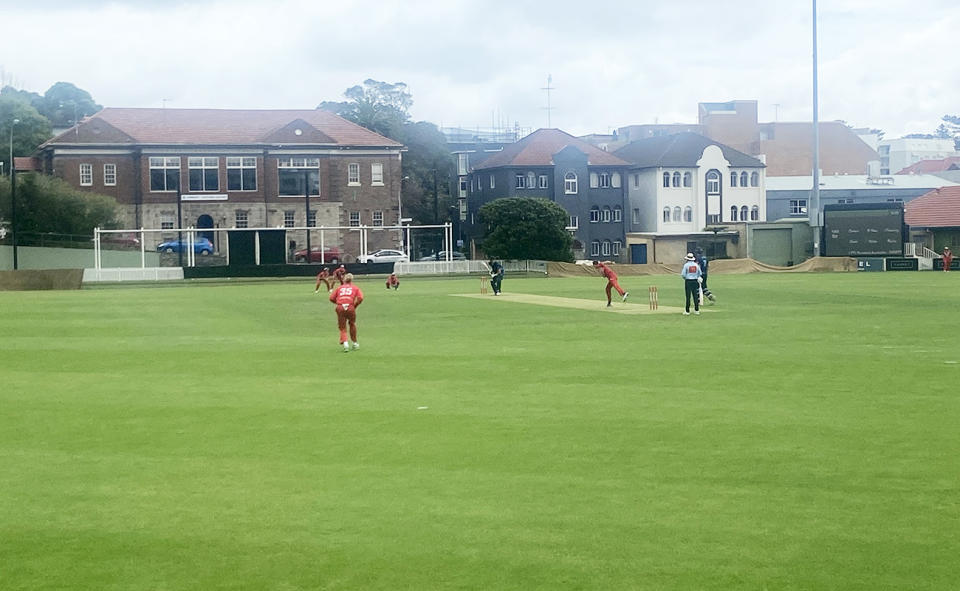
[683,311,690,315]
[622,291,629,302]
[352,342,360,350]
[694,311,700,315]
[342,342,350,352]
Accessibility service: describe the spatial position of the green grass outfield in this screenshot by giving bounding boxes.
[0,272,957,590]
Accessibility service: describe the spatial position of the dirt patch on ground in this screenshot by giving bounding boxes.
[547,256,857,277]
[454,293,702,315]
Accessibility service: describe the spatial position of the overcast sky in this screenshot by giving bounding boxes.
[1,0,956,139]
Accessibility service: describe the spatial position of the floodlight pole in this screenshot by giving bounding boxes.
[304,170,311,262]
[810,0,822,256]
[10,118,19,270]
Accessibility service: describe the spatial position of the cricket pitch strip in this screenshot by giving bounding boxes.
[454,293,697,315]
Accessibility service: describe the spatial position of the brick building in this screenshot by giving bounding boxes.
[36,108,404,257]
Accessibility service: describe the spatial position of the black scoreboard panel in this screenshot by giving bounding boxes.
[823,204,904,257]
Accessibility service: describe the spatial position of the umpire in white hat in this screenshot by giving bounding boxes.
[680,253,702,315]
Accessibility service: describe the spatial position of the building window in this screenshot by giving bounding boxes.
[671,172,680,187]
[278,158,320,196]
[590,172,599,188]
[663,207,671,223]
[706,171,720,194]
[730,171,738,187]
[348,163,360,185]
[683,172,692,187]
[741,206,749,221]
[568,215,579,229]
[707,214,721,224]
[590,206,600,223]
[149,157,180,192]
[103,163,116,186]
[599,172,610,188]
[160,212,175,230]
[371,163,383,185]
[457,153,468,175]
[602,206,611,223]
[684,206,693,222]
[633,174,640,188]
[613,206,622,222]
[227,157,257,191]
[789,199,807,215]
[490,174,495,189]
[188,157,219,192]
[564,172,578,194]
[459,177,468,198]
[663,172,670,187]
[740,171,749,187]
[602,240,611,256]
[673,206,682,222]
[613,240,622,256]
[751,205,759,221]
[750,171,759,187]
[284,211,295,228]
[632,208,641,224]
[730,205,738,221]
[611,172,621,188]
[527,172,536,189]
[515,174,526,189]
[539,174,548,189]
[591,240,600,256]
[235,210,248,228]
[349,211,360,227]
[372,210,383,227]
[79,163,93,186]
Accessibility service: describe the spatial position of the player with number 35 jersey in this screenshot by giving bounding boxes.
[328,273,364,352]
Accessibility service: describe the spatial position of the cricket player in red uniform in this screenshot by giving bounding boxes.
[332,264,347,285]
[593,260,628,307]
[942,246,953,272]
[314,267,333,292]
[329,273,364,352]
[385,273,400,289]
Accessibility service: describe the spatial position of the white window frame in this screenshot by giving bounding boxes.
[372,210,383,227]
[149,156,181,192]
[348,163,361,185]
[589,206,600,223]
[599,172,610,188]
[591,240,600,256]
[457,153,469,175]
[527,172,536,189]
[741,171,749,187]
[601,240,611,256]
[568,215,579,229]
[683,172,692,187]
[515,174,526,189]
[371,163,384,185]
[349,211,360,227]
[730,171,738,187]
[706,171,720,194]
[602,206,611,223]
[160,212,175,230]
[564,172,578,194]
[673,206,682,222]
[459,177,468,198]
[612,241,622,256]
[227,157,257,191]
[283,211,295,228]
[489,174,495,189]
[750,171,760,187]
[730,205,738,221]
[741,206,749,221]
[684,206,693,223]
[539,174,548,189]
[590,172,599,188]
[789,199,807,215]
[235,210,249,228]
[103,163,116,186]
[611,172,621,188]
[613,207,622,223]
[188,156,219,192]
[663,207,671,223]
[632,208,641,224]
[663,172,670,188]
[750,205,760,221]
[672,172,681,187]
[79,163,93,186]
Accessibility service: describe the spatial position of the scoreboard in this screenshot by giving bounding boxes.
[823,204,905,257]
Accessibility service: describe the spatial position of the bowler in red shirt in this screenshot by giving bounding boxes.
[593,260,628,307]
[329,273,364,352]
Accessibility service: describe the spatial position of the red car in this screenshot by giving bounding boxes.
[293,246,343,264]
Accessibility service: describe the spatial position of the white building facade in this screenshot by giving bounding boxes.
[879,138,959,174]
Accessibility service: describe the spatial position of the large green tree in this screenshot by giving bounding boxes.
[478,198,574,261]
[0,173,119,239]
[37,82,102,127]
[0,95,52,177]
[319,79,412,142]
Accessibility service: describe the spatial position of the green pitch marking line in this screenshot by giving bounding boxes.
[454,293,691,314]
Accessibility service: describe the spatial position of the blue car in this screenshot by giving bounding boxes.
[157,237,214,255]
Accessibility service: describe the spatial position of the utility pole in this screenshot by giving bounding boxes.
[304,169,312,261]
[810,0,821,256]
[541,74,555,128]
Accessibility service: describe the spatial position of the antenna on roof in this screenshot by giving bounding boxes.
[161,98,171,109]
[773,103,781,121]
[541,74,555,128]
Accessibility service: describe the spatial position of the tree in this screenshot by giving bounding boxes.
[0,96,52,176]
[37,82,102,127]
[319,79,411,141]
[939,115,960,150]
[0,173,119,238]
[478,198,574,262]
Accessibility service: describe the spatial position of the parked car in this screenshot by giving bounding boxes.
[157,237,214,255]
[357,249,409,263]
[418,251,467,261]
[293,246,343,264]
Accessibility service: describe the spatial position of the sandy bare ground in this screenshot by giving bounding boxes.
[453,292,704,315]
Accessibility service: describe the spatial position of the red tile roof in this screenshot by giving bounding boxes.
[473,128,629,170]
[904,186,960,227]
[43,108,402,147]
[896,157,960,175]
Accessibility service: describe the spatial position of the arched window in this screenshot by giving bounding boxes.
[611,172,621,188]
[683,172,692,187]
[730,205,738,221]
[740,171,749,187]
[601,240,611,256]
[672,172,681,187]
[612,241,622,256]
[684,206,693,222]
[750,172,760,187]
[751,205,759,221]
[663,207,671,223]
[613,206,622,222]
[590,206,600,223]
[590,172,599,188]
[673,206,682,222]
[602,206,611,223]
[706,171,720,194]
[730,171,738,187]
[564,172,578,194]
[591,240,600,256]
[741,206,749,221]
[527,172,536,189]
[663,172,670,187]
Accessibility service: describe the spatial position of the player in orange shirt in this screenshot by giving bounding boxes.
[332,264,347,285]
[385,273,400,289]
[314,267,333,293]
[592,260,628,307]
[328,273,364,352]
[942,246,953,272]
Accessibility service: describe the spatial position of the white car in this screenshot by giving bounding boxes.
[357,249,409,263]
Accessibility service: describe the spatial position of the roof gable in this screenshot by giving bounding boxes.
[473,128,629,170]
[262,118,336,144]
[613,132,765,169]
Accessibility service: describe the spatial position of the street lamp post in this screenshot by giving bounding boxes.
[10,118,20,270]
[303,170,312,262]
